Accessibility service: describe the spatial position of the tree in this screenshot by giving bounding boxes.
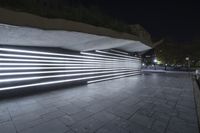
[155,40,200,67]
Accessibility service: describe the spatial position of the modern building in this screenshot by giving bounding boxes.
[0,7,152,93]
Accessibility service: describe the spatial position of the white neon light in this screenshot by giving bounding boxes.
[0,71,140,91]
[81,52,128,60]
[0,68,138,76]
[0,69,135,83]
[96,50,140,60]
[0,58,122,64]
[0,66,122,70]
[0,58,134,65]
[0,62,132,66]
[0,53,120,62]
[0,48,137,62]
[0,48,116,60]
[81,51,139,62]
[0,53,138,64]
[87,72,140,83]
[111,49,128,55]
[0,49,127,62]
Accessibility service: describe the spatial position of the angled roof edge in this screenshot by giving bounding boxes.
[0,7,152,48]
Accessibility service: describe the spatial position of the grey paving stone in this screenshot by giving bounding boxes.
[71,117,105,133]
[175,104,196,115]
[0,110,11,123]
[168,117,199,133]
[129,122,156,133]
[59,114,76,126]
[136,107,155,117]
[0,121,16,133]
[92,111,117,123]
[14,117,45,131]
[21,119,70,133]
[58,103,82,115]
[151,120,167,133]
[106,107,131,119]
[151,112,170,123]
[96,123,130,133]
[0,73,199,133]
[40,110,66,121]
[129,113,154,128]
[84,103,107,114]
[178,111,198,124]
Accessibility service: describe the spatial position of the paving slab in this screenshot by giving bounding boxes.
[0,72,199,133]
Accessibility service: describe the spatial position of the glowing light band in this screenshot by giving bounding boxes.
[0,71,140,91]
[87,72,140,83]
[96,50,140,60]
[0,68,137,76]
[0,69,135,83]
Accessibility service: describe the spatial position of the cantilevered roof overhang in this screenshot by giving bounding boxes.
[0,8,152,52]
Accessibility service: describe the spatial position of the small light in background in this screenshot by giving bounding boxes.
[153,58,157,63]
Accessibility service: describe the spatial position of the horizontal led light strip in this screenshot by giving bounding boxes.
[96,50,140,60]
[0,53,138,64]
[111,49,129,55]
[0,66,137,71]
[0,58,125,64]
[87,72,140,83]
[0,62,137,66]
[0,53,121,62]
[0,69,136,83]
[0,68,137,76]
[81,52,140,62]
[0,48,139,62]
[0,48,118,60]
[0,59,137,68]
[0,46,141,91]
[0,71,138,91]
[0,58,134,65]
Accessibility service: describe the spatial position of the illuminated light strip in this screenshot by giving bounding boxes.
[110,49,128,55]
[0,58,137,66]
[87,72,141,83]
[0,48,138,62]
[0,71,139,91]
[0,47,119,60]
[0,53,136,63]
[0,69,135,83]
[0,49,129,62]
[81,52,139,62]
[0,68,138,76]
[0,62,136,67]
[96,50,140,60]
[81,51,131,61]
[0,58,124,64]
[0,58,139,66]
[0,66,135,70]
[0,63,138,70]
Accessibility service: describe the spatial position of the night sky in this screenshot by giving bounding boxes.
[76,0,200,42]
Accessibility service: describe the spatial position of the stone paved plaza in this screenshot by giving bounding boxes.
[0,72,199,133]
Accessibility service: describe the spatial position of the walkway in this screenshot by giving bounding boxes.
[0,72,199,133]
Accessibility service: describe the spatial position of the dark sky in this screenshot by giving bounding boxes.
[76,0,200,42]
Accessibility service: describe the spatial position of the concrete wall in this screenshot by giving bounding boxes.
[0,45,141,93]
[0,8,152,47]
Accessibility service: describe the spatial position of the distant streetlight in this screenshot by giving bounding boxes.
[185,57,190,71]
[153,58,157,70]
[154,58,157,63]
